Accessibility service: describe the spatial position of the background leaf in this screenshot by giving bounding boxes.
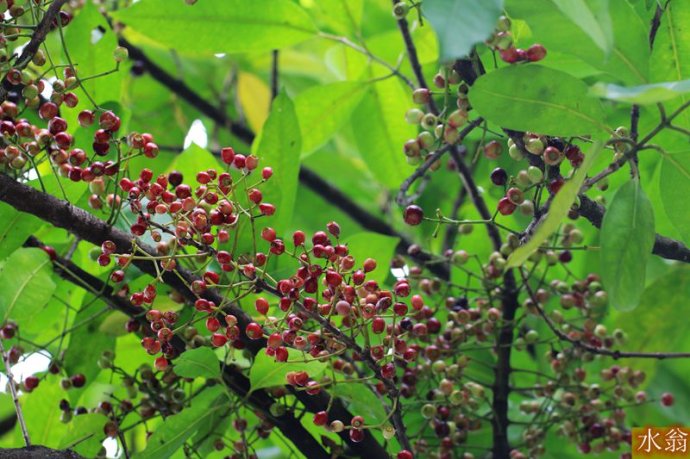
[113,0,317,55]
[424,0,504,62]
[0,248,56,324]
[600,179,656,311]
[251,93,301,238]
[294,82,368,157]
[174,347,221,379]
[344,232,399,283]
[469,65,607,136]
[506,0,649,84]
[591,79,690,105]
[0,204,42,261]
[136,386,227,459]
[250,348,327,392]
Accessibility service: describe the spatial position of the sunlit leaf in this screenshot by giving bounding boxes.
[470,65,608,136]
[424,0,504,62]
[600,179,656,311]
[174,347,221,379]
[250,348,327,392]
[114,0,317,55]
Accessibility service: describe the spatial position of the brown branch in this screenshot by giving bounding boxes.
[392,0,438,115]
[0,0,70,102]
[0,446,82,459]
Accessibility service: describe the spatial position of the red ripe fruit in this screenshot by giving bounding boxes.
[548,178,565,194]
[313,411,328,426]
[326,221,340,237]
[233,154,246,169]
[78,110,95,127]
[259,203,276,216]
[211,333,228,347]
[661,392,674,407]
[255,298,270,315]
[403,205,424,225]
[372,317,386,334]
[24,376,39,391]
[397,451,414,459]
[499,47,520,63]
[221,147,235,165]
[349,429,364,443]
[526,43,547,62]
[154,356,168,371]
[38,102,58,120]
[246,322,263,340]
[293,230,306,246]
[248,188,263,204]
[262,167,273,180]
[206,317,221,332]
[497,197,516,216]
[99,111,120,131]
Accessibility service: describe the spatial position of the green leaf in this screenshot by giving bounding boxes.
[0,203,42,261]
[591,79,690,105]
[469,65,608,136]
[136,386,227,459]
[615,267,690,378]
[174,347,221,379]
[294,82,368,157]
[250,348,327,392]
[506,0,649,84]
[167,143,222,183]
[600,179,656,311]
[331,382,387,424]
[0,248,56,323]
[424,0,504,62]
[306,0,364,36]
[58,413,109,456]
[352,78,416,189]
[507,142,603,268]
[113,0,317,55]
[344,232,399,283]
[660,145,690,245]
[550,0,614,54]
[251,93,301,237]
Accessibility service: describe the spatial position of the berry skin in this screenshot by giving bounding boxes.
[661,392,674,407]
[403,205,424,226]
[526,43,547,62]
[497,197,517,216]
[490,168,508,186]
[246,322,263,340]
[70,373,86,388]
[397,451,414,459]
[349,428,365,443]
[313,411,328,426]
[499,47,520,63]
[484,140,503,159]
[412,88,430,105]
[543,146,564,166]
[24,376,39,391]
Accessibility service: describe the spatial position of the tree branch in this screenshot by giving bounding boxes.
[0,0,70,102]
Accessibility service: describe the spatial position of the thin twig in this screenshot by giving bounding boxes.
[0,340,31,447]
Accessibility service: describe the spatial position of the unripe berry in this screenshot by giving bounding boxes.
[412,88,430,104]
[525,137,545,155]
[483,140,502,159]
[405,108,424,124]
[392,1,409,19]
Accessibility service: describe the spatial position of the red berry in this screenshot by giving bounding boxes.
[313,411,328,426]
[526,43,547,62]
[24,376,39,391]
[349,428,364,443]
[211,333,228,347]
[499,47,520,63]
[403,205,424,225]
[246,322,263,340]
[262,167,273,179]
[221,147,235,164]
[397,451,414,459]
[661,392,674,407]
[497,197,516,216]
